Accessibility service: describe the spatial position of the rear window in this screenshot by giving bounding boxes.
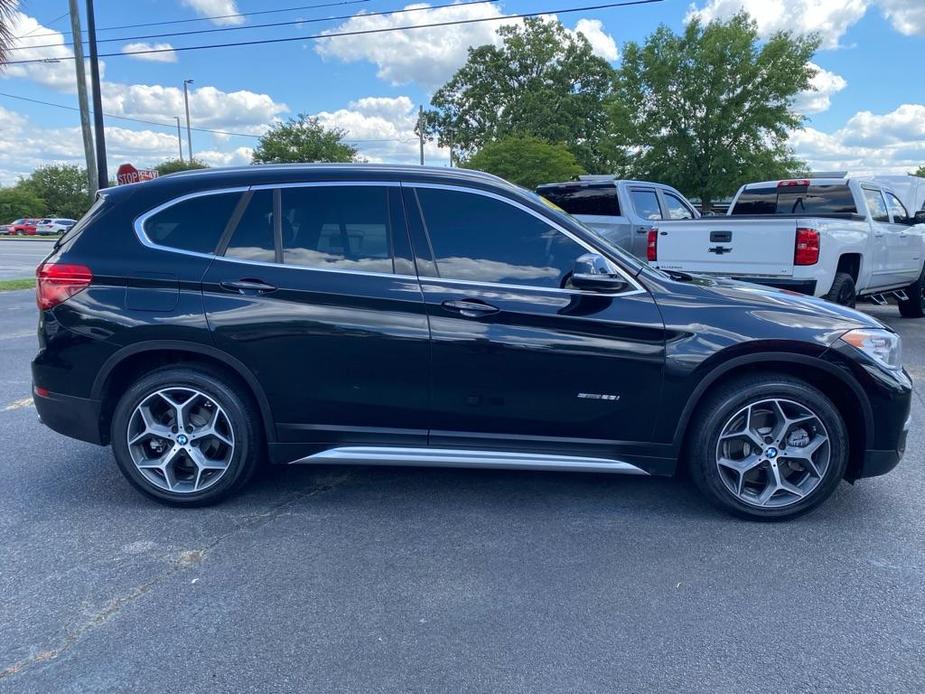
[535,185,620,216]
[143,192,242,254]
[731,184,857,216]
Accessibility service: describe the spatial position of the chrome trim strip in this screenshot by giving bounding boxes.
[133,186,250,259]
[290,446,649,475]
[251,180,402,191]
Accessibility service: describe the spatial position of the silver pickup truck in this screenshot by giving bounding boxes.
[536,176,700,259]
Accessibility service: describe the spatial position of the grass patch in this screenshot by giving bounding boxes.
[0,278,34,291]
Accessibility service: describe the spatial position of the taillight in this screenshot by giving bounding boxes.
[646,228,658,262]
[36,262,93,310]
[794,228,819,266]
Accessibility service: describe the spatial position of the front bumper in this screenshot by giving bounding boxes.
[33,386,104,446]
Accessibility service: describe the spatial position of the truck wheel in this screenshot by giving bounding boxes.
[824,272,856,307]
[898,268,925,318]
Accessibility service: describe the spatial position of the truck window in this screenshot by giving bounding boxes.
[885,192,909,223]
[630,189,661,220]
[535,185,620,216]
[731,184,857,216]
[663,192,694,219]
[862,188,890,223]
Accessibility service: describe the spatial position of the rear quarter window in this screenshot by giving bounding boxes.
[142,191,242,254]
[536,185,620,216]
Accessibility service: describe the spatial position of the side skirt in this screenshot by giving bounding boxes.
[287,446,650,475]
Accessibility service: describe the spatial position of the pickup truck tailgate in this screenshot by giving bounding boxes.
[654,218,795,277]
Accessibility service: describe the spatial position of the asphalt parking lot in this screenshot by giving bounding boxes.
[0,238,53,280]
[1,285,923,692]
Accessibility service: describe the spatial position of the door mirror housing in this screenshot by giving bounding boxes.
[570,253,629,292]
[913,210,925,226]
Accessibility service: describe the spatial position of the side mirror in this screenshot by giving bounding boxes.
[570,253,629,292]
[913,210,925,226]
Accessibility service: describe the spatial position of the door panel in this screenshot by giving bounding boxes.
[405,184,666,455]
[863,187,900,288]
[202,184,430,448]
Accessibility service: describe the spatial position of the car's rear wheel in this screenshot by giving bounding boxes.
[824,272,856,307]
[689,374,848,520]
[898,267,925,318]
[111,365,262,505]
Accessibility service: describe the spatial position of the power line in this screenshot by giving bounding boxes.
[12,0,372,41]
[0,91,417,143]
[3,0,663,65]
[8,0,505,53]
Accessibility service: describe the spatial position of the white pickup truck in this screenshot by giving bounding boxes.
[648,177,925,317]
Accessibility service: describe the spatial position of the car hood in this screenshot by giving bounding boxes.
[655,271,885,333]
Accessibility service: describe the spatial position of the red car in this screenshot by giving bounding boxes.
[10,218,38,235]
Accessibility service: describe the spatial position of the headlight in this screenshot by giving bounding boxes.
[840,329,902,370]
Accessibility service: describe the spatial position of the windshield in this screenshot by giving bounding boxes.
[530,192,646,274]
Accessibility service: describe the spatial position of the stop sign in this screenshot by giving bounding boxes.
[116,163,158,185]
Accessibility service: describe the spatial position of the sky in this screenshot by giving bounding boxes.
[0,0,922,184]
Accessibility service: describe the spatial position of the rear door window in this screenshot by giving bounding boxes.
[629,188,661,220]
[224,190,276,263]
[863,188,890,223]
[536,185,620,216]
[143,191,242,254]
[280,185,394,274]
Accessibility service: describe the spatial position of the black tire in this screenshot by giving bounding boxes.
[110,364,262,506]
[688,373,848,521]
[824,272,856,307]
[898,267,925,318]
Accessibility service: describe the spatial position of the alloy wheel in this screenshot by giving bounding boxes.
[714,398,830,508]
[126,387,235,493]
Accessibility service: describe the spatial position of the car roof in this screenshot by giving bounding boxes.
[149,163,515,191]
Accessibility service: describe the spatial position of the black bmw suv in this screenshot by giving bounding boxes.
[32,165,912,519]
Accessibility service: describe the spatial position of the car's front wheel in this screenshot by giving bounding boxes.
[689,374,848,520]
[111,365,262,505]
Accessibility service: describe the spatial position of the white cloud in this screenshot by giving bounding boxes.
[571,19,619,61]
[793,63,847,115]
[878,0,925,35]
[687,0,870,49]
[101,83,288,134]
[121,42,178,63]
[196,147,254,167]
[1,12,96,91]
[313,96,449,165]
[316,3,509,89]
[182,0,245,26]
[791,104,925,176]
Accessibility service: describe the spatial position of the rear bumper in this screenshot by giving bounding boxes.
[731,277,817,296]
[33,386,104,446]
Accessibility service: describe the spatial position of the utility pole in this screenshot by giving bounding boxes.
[85,0,107,189]
[69,0,97,197]
[183,79,194,161]
[418,105,424,166]
[175,116,184,162]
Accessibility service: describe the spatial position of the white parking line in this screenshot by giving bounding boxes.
[2,397,33,411]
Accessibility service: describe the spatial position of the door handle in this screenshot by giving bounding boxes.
[220,279,277,295]
[441,299,500,318]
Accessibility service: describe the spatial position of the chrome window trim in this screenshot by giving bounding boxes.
[405,182,645,295]
[132,179,646,296]
[133,186,250,258]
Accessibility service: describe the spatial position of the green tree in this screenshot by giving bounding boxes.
[252,114,357,164]
[464,136,584,189]
[154,158,209,175]
[0,0,20,65]
[911,166,925,178]
[610,13,816,211]
[18,164,91,219]
[0,187,45,222]
[426,17,617,172]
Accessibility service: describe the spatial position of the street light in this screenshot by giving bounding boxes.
[175,116,184,162]
[183,79,194,161]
